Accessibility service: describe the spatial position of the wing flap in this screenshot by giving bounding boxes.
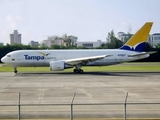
[65,54,112,65]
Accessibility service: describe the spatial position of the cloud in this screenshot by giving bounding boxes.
[121,22,127,28]
[0,15,23,44]
[15,16,23,22]
[6,15,23,29]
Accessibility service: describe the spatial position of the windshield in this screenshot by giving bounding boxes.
[6,55,11,57]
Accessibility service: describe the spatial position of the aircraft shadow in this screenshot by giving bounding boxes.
[14,71,148,77]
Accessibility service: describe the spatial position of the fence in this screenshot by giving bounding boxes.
[0,92,160,120]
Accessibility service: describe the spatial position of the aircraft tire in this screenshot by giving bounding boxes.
[73,69,84,74]
[14,70,18,73]
[73,69,78,73]
[79,69,84,74]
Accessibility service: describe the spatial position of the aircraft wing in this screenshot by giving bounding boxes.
[65,54,112,65]
[128,51,157,57]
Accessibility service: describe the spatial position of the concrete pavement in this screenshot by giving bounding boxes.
[0,72,160,119]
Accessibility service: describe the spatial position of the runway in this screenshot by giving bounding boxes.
[0,72,160,119]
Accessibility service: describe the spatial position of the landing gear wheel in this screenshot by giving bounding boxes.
[73,69,84,74]
[73,69,78,73]
[14,70,17,73]
[14,68,18,73]
[79,69,84,74]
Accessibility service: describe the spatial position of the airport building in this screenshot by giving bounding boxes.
[42,35,78,47]
[77,40,105,48]
[41,39,52,47]
[10,30,21,45]
[148,33,160,48]
[42,36,65,47]
[117,32,133,42]
[28,40,39,47]
[118,32,160,48]
[67,35,78,46]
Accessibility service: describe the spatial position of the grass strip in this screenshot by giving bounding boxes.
[0,64,160,72]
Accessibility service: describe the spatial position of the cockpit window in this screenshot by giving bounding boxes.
[7,55,11,57]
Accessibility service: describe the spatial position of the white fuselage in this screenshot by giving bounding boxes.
[1,49,149,68]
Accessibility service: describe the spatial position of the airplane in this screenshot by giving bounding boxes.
[1,22,156,74]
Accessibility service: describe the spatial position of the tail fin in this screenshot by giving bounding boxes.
[120,22,153,52]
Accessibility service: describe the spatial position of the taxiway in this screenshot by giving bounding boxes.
[0,72,160,119]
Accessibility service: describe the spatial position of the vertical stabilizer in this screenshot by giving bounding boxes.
[120,22,153,52]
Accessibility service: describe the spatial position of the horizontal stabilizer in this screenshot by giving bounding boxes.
[128,51,157,57]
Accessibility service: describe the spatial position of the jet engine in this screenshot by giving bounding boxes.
[50,61,65,71]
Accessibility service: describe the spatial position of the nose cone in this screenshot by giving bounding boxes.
[1,57,6,63]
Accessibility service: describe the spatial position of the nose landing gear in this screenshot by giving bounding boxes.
[14,68,18,73]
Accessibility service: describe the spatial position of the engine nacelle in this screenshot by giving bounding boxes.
[50,61,65,71]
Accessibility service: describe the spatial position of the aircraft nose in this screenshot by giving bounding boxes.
[1,57,6,63]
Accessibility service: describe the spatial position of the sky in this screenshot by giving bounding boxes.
[0,0,160,45]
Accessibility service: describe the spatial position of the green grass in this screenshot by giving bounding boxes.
[0,62,160,72]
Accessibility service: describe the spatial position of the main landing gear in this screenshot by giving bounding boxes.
[14,67,18,73]
[73,68,84,74]
[73,65,84,74]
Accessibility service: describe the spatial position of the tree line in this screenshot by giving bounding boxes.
[0,30,160,63]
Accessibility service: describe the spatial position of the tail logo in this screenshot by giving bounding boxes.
[38,52,50,56]
[120,42,146,52]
